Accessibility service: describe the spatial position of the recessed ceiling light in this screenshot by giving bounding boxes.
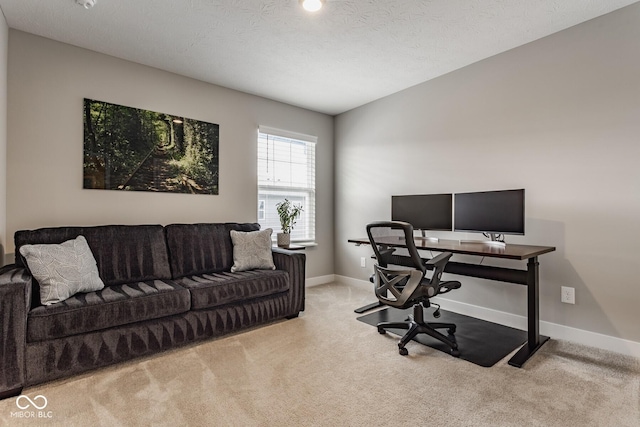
[301,0,324,13]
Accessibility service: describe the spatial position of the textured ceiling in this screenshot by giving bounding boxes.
[0,0,637,115]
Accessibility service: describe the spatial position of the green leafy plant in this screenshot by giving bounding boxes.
[276,199,303,234]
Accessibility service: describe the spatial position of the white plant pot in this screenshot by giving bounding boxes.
[277,233,290,247]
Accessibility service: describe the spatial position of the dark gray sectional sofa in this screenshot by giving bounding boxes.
[0,223,305,399]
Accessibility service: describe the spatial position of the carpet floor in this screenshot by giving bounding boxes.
[1,282,638,426]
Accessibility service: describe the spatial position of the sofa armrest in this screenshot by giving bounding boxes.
[0,265,31,399]
[271,248,306,317]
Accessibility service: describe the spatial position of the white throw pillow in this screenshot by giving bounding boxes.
[19,235,105,305]
[230,229,276,272]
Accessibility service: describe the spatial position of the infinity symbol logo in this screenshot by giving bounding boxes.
[16,395,48,410]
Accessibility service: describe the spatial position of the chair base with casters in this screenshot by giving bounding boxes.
[377,300,460,357]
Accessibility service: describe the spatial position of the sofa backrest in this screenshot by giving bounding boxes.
[15,225,172,290]
[164,223,260,278]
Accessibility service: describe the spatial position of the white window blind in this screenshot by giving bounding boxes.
[257,126,316,243]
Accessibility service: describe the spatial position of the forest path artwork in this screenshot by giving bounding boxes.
[120,146,203,193]
[83,99,219,195]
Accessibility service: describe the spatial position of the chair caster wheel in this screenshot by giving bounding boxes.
[447,327,456,335]
[451,349,460,358]
[377,327,386,334]
[399,347,409,356]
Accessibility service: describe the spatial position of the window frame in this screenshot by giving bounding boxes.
[257,126,317,244]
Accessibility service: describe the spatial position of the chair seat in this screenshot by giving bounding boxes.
[175,270,290,310]
[27,280,190,342]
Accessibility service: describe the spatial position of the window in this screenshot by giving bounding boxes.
[257,126,316,243]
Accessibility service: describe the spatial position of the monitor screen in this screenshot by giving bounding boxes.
[391,193,453,231]
[454,189,525,235]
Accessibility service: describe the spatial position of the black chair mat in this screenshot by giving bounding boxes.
[357,307,527,367]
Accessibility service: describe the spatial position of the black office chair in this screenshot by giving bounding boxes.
[366,221,462,356]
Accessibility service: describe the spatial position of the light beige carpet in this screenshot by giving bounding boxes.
[1,282,639,426]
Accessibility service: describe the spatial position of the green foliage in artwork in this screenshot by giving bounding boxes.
[83,99,219,194]
[168,118,219,193]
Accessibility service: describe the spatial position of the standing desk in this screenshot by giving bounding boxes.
[348,236,556,367]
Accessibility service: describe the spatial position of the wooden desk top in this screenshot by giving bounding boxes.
[347,236,555,260]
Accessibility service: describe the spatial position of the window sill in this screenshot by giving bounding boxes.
[272,242,317,251]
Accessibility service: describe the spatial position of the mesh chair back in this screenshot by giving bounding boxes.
[366,221,456,308]
[366,221,424,273]
[366,221,426,308]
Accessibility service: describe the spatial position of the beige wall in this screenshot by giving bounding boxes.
[6,30,334,279]
[0,13,7,262]
[335,5,640,344]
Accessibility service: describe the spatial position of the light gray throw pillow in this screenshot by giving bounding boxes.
[19,235,105,305]
[230,228,276,272]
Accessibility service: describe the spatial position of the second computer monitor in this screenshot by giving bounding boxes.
[391,193,453,231]
[454,189,525,236]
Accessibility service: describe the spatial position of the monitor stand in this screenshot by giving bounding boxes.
[420,229,439,242]
[459,233,506,248]
[485,234,506,248]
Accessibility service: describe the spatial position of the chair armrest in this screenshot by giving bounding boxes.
[0,265,31,398]
[425,252,453,269]
[271,248,306,316]
[425,252,455,290]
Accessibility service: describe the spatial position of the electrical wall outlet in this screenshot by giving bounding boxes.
[561,286,575,304]
[360,257,366,268]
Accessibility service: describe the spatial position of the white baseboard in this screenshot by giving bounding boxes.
[306,274,336,287]
[334,275,640,359]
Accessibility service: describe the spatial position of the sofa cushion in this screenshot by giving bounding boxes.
[174,270,289,310]
[230,228,276,272]
[165,223,260,278]
[15,225,172,308]
[19,235,105,306]
[27,280,190,342]
[15,225,172,287]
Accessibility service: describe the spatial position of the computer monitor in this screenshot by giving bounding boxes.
[391,193,453,234]
[454,189,525,242]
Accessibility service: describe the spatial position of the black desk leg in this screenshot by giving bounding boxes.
[508,256,550,367]
[354,301,382,314]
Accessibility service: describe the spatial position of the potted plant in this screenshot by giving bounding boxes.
[275,199,303,247]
